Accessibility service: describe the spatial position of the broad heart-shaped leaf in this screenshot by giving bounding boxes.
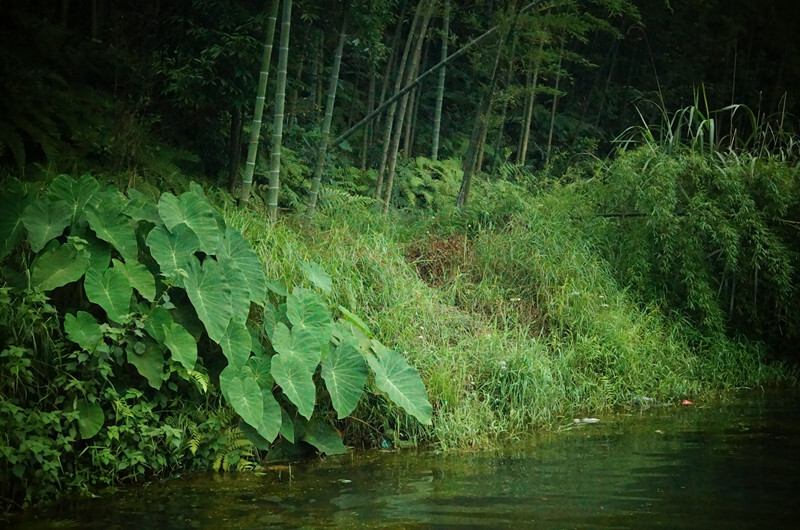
[271,353,316,420]
[302,419,347,455]
[21,198,72,252]
[280,409,295,443]
[219,319,251,372]
[84,266,133,323]
[157,190,219,254]
[0,183,34,260]
[338,306,373,337]
[220,366,264,428]
[126,338,165,390]
[81,231,111,271]
[112,259,156,301]
[162,322,197,371]
[183,256,232,343]
[216,255,251,325]
[124,188,162,225]
[271,323,321,372]
[75,399,104,439]
[31,240,90,291]
[85,203,139,263]
[256,388,282,442]
[246,354,274,390]
[263,301,278,341]
[142,305,173,345]
[64,311,104,352]
[322,341,367,419]
[216,227,267,306]
[366,347,433,425]
[301,261,332,295]
[146,223,199,281]
[47,174,99,224]
[286,288,333,346]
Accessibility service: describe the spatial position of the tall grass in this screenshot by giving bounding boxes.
[219,177,793,450]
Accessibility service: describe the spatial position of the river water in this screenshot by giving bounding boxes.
[10,394,800,529]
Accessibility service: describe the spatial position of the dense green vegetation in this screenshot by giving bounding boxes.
[2,0,799,514]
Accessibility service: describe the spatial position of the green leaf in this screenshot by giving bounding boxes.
[82,231,111,271]
[263,301,278,341]
[126,338,165,390]
[245,354,274,390]
[322,341,367,419]
[257,388,282,442]
[271,353,316,420]
[22,198,72,252]
[216,255,251,325]
[146,223,200,281]
[286,288,332,346]
[366,347,432,425]
[338,306,373,337]
[64,311,104,352]
[85,204,139,263]
[47,174,99,224]
[143,305,173,345]
[113,259,156,301]
[302,419,346,455]
[75,399,104,439]
[163,322,197,371]
[183,257,232,343]
[31,240,90,291]
[216,227,267,306]
[266,280,288,297]
[219,319,251,371]
[220,367,264,428]
[0,183,34,260]
[84,266,133,323]
[124,188,161,224]
[280,409,295,443]
[271,323,321,372]
[157,191,219,254]
[302,261,332,294]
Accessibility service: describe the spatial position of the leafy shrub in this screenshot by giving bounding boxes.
[0,174,431,509]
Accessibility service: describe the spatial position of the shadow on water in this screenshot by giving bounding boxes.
[9,393,800,529]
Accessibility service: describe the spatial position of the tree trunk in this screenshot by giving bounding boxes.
[287,53,305,130]
[376,0,409,139]
[266,0,293,222]
[361,72,376,170]
[383,0,434,213]
[227,106,242,192]
[375,3,423,200]
[304,13,347,224]
[545,49,563,168]
[517,40,543,166]
[238,0,280,207]
[431,0,449,160]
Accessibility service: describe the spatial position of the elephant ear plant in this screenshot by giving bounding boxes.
[1,174,432,456]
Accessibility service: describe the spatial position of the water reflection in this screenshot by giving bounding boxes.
[11,395,800,529]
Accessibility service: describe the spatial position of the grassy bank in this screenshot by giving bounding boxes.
[220,178,794,450]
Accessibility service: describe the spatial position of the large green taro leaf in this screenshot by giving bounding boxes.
[142,305,173,345]
[22,198,72,252]
[219,366,264,428]
[280,409,295,443]
[246,354,274,390]
[366,346,432,425]
[183,256,232,343]
[47,174,99,224]
[81,230,111,271]
[113,259,155,301]
[75,399,104,439]
[157,190,219,254]
[126,338,165,390]
[84,266,133,323]
[31,240,90,291]
[302,419,346,455]
[322,340,367,419]
[301,261,332,295]
[271,323,321,372]
[216,227,267,306]
[257,388,282,442]
[163,322,197,371]
[286,288,332,346]
[271,353,316,420]
[146,223,199,282]
[124,188,162,225]
[219,319,251,372]
[64,311,104,352]
[0,183,33,260]
[85,203,139,263]
[216,254,251,325]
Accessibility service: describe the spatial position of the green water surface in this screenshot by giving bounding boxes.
[11,394,800,529]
